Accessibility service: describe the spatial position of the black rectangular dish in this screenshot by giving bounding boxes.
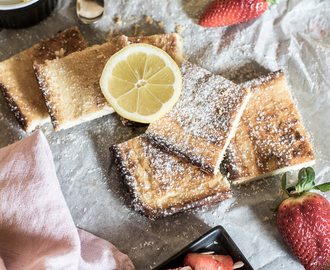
[153,225,254,270]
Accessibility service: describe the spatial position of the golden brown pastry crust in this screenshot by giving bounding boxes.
[128,33,185,66]
[34,33,185,131]
[225,70,315,185]
[112,136,232,218]
[0,27,88,132]
[34,36,128,131]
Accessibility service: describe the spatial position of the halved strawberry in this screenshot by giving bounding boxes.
[211,255,233,269]
[195,257,227,270]
[184,253,233,269]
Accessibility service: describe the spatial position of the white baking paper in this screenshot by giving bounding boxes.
[1,0,330,269]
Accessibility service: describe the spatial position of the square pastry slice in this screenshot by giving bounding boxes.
[34,33,185,131]
[127,33,185,66]
[0,27,88,132]
[225,70,315,185]
[144,61,251,175]
[112,136,232,218]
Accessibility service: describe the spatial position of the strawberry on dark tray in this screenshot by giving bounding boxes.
[183,253,233,270]
[194,256,227,270]
[166,252,242,270]
[154,226,252,270]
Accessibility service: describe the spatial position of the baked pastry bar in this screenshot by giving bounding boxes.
[144,61,251,176]
[34,33,185,131]
[112,136,232,218]
[0,27,88,132]
[127,34,185,66]
[225,70,315,185]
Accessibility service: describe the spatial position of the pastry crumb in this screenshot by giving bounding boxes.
[106,29,120,41]
[138,30,146,36]
[175,23,185,34]
[106,30,113,41]
[263,216,270,221]
[115,15,123,25]
[134,24,140,35]
[145,16,154,24]
[158,22,165,28]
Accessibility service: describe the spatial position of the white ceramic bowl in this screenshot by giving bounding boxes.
[0,0,58,28]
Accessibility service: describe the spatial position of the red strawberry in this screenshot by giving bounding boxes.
[184,253,233,269]
[199,0,276,28]
[273,167,330,270]
[195,256,227,270]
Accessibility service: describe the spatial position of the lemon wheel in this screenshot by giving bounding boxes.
[100,43,182,123]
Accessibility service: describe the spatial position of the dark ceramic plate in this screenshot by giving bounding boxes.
[153,225,254,270]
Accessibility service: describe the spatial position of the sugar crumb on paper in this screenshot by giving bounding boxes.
[175,23,185,34]
[145,15,154,24]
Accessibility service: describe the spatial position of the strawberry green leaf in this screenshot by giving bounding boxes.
[302,167,315,191]
[298,168,307,185]
[314,183,330,192]
[297,167,315,192]
[306,167,315,183]
[266,0,277,4]
[295,183,303,194]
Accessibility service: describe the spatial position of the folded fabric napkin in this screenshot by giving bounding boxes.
[0,131,135,270]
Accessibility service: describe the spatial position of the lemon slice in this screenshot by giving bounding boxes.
[100,43,182,123]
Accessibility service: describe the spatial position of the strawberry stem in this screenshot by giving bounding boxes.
[286,186,295,193]
[282,167,330,195]
[271,167,327,212]
[266,0,277,4]
[296,167,316,193]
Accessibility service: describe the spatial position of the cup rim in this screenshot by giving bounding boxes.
[0,0,39,11]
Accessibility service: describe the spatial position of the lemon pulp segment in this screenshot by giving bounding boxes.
[100,44,182,123]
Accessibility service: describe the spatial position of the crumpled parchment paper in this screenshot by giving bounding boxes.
[1,0,330,269]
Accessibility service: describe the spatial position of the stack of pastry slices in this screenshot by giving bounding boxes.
[111,61,315,218]
[0,26,316,218]
[0,27,185,132]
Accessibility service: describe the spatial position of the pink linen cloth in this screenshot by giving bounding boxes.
[0,131,135,270]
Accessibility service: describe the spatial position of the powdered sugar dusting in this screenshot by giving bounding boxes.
[112,136,232,218]
[0,27,87,132]
[145,60,250,174]
[225,70,315,184]
[0,1,328,269]
[34,39,126,131]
